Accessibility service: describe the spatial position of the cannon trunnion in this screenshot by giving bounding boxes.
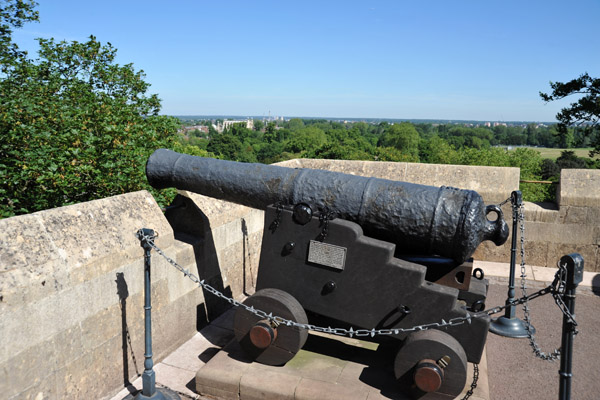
[145,149,507,399]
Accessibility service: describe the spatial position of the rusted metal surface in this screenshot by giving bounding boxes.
[146,149,508,263]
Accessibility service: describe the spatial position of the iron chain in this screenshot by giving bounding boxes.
[268,202,283,233]
[136,213,574,341]
[515,201,578,361]
[461,363,479,400]
[316,206,336,242]
[137,230,483,337]
[498,196,512,208]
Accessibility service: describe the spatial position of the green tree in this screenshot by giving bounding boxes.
[0,34,180,217]
[227,123,254,140]
[525,124,539,146]
[350,121,370,137]
[173,142,212,158]
[263,121,279,143]
[493,125,508,144]
[283,126,326,154]
[508,148,551,202]
[540,73,600,155]
[505,126,527,145]
[558,128,574,148]
[537,125,559,148]
[286,118,305,132]
[256,141,284,164]
[375,146,419,162]
[1,0,39,72]
[419,136,459,164]
[208,124,218,137]
[307,142,372,161]
[540,158,560,180]
[207,134,243,160]
[378,122,420,158]
[556,150,587,169]
[253,119,264,132]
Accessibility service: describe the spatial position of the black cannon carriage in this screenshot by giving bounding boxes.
[146,149,509,399]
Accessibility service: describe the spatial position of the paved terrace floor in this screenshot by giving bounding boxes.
[109,261,600,400]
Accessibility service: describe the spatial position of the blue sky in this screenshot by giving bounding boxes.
[12,1,600,121]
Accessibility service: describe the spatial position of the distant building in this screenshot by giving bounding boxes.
[216,119,254,132]
[180,125,209,135]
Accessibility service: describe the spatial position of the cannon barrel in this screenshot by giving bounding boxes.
[146,149,508,262]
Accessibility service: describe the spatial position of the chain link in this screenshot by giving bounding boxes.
[515,200,578,361]
[461,363,479,400]
[268,202,283,233]
[515,201,561,360]
[498,196,512,208]
[316,206,336,242]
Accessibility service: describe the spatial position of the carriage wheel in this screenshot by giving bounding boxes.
[234,288,308,366]
[394,329,468,399]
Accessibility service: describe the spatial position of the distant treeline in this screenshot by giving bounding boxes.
[177,118,599,203]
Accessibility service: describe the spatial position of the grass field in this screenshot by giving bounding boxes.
[515,147,596,160]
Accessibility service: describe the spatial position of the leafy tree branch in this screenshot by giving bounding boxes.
[540,72,600,155]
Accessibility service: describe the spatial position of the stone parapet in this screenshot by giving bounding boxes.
[558,168,600,207]
[0,191,227,399]
[474,171,600,272]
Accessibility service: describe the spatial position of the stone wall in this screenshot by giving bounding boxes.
[0,190,263,400]
[474,169,600,272]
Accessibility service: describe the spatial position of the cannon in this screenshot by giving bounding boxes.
[146,149,509,399]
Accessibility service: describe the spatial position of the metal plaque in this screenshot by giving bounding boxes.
[307,240,347,270]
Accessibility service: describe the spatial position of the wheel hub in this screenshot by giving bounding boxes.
[249,320,277,349]
[413,359,444,393]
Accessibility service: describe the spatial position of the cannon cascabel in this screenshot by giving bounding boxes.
[146,149,509,263]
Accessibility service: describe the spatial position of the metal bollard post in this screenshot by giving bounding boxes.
[130,229,180,400]
[558,253,583,400]
[489,190,532,338]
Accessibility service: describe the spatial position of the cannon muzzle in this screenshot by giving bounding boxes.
[146,149,508,262]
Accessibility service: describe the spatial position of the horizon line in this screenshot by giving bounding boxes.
[166,114,557,124]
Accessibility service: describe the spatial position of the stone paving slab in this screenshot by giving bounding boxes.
[195,331,488,400]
